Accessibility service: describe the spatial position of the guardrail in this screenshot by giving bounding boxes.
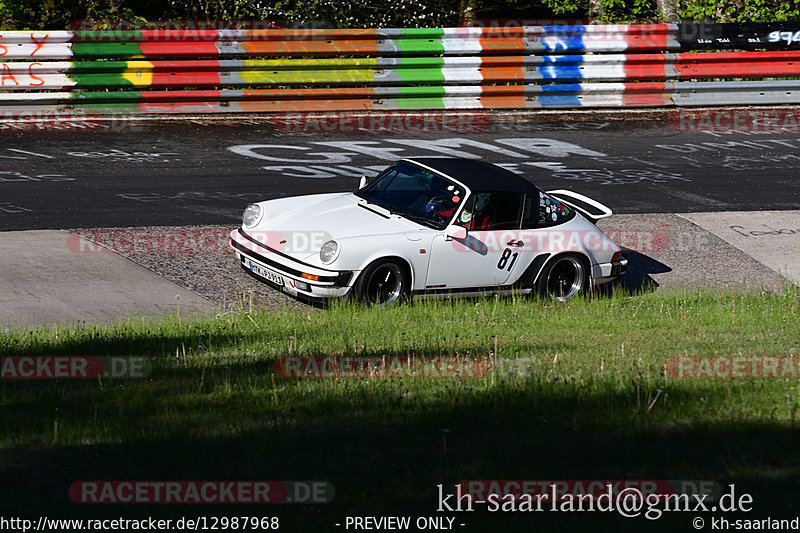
[2,23,800,114]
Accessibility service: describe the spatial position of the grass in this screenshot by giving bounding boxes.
[1,286,800,532]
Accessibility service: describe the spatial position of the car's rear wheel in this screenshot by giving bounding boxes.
[354,259,408,307]
[537,254,588,301]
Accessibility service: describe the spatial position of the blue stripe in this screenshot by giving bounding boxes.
[538,65,584,80]
[538,84,583,107]
[541,36,586,52]
[543,54,587,64]
[542,25,588,34]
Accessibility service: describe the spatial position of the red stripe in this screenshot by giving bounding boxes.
[622,82,671,106]
[675,50,800,78]
[137,90,224,101]
[137,29,381,42]
[138,41,220,58]
[622,53,669,80]
[146,60,222,88]
[138,30,221,42]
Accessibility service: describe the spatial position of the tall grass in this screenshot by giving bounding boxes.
[1,286,799,531]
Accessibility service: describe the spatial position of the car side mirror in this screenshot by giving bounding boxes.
[358,176,368,190]
[444,224,467,241]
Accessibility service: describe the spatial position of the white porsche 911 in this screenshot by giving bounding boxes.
[229,158,627,306]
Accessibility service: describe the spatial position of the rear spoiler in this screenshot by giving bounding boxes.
[546,190,613,225]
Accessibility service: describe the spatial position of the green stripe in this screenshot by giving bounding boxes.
[394,86,446,109]
[72,42,145,59]
[69,90,144,102]
[72,31,145,42]
[68,61,138,88]
[397,57,445,83]
[67,90,143,114]
[397,27,444,55]
[389,28,448,37]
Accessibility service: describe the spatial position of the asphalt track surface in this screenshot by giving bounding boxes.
[1,114,799,232]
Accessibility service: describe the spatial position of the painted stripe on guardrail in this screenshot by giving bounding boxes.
[2,24,800,113]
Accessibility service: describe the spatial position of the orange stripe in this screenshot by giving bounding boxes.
[239,87,376,112]
[479,85,526,109]
[479,37,526,54]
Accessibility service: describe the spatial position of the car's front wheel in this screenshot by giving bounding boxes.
[537,254,589,302]
[353,259,409,307]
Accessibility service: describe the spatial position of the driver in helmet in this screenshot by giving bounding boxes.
[458,193,492,230]
[425,193,461,222]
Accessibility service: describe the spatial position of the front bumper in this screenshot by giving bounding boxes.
[230,228,354,301]
[592,256,629,285]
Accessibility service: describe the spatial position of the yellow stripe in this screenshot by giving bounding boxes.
[239,58,377,84]
[121,61,154,86]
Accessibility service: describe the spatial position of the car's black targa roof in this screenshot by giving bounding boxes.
[405,158,528,192]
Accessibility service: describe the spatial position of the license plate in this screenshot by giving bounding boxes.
[247,260,284,286]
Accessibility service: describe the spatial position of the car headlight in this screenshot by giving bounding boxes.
[319,240,339,264]
[242,204,262,228]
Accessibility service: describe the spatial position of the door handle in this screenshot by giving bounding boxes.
[506,240,524,247]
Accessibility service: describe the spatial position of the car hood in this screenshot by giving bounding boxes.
[251,192,422,240]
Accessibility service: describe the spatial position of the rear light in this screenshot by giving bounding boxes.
[611,251,622,262]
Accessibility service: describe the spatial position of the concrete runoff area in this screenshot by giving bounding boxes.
[596,213,786,293]
[0,230,214,330]
[679,210,800,286]
[0,211,794,330]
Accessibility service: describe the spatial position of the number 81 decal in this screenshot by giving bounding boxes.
[497,248,519,271]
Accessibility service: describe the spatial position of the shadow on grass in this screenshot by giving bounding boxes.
[2,355,799,532]
[597,251,671,297]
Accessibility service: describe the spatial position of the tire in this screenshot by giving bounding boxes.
[353,259,409,307]
[536,254,589,302]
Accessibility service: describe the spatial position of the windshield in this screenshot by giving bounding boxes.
[355,161,466,229]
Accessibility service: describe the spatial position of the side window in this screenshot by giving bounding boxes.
[539,192,571,226]
[457,192,523,231]
[523,185,574,228]
[455,195,476,229]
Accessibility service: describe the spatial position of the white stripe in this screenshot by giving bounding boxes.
[441,56,483,67]
[0,91,72,102]
[0,43,73,59]
[0,31,73,43]
[442,67,482,83]
[0,73,75,90]
[441,39,484,54]
[577,83,626,106]
[441,86,484,96]
[441,27,484,39]
[0,61,73,73]
[442,96,484,109]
